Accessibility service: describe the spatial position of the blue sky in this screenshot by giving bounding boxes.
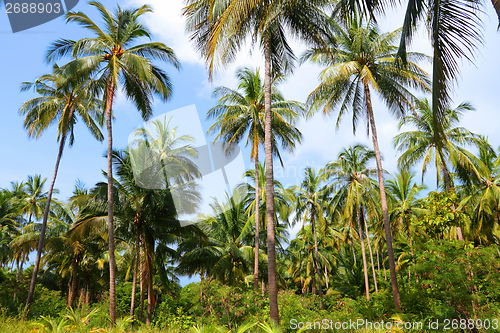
[1,1,499,285]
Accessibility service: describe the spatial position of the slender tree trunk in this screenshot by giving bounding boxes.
[67,260,78,309]
[311,208,323,309]
[130,231,140,323]
[263,39,279,324]
[261,279,266,296]
[383,251,387,281]
[24,125,70,316]
[105,79,117,324]
[254,152,260,291]
[146,270,153,325]
[351,242,357,263]
[84,281,90,305]
[14,258,20,301]
[362,208,378,293]
[324,265,329,290]
[200,273,204,303]
[364,82,401,310]
[376,247,381,278]
[311,271,316,295]
[356,207,370,300]
[139,256,145,321]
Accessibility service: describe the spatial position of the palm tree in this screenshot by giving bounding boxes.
[335,0,494,152]
[20,65,104,315]
[178,193,255,286]
[394,98,485,191]
[395,0,486,148]
[386,168,427,254]
[394,98,488,241]
[458,146,500,244]
[121,118,201,324]
[305,18,430,309]
[183,0,333,322]
[287,225,336,295]
[0,190,21,267]
[207,67,303,291]
[291,167,329,308]
[241,162,294,293]
[47,2,180,322]
[324,145,379,300]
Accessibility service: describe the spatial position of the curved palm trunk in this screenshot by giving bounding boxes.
[263,40,279,324]
[310,207,324,309]
[364,82,401,310]
[254,152,260,291]
[105,79,117,324]
[356,207,370,300]
[24,119,71,315]
[362,208,378,293]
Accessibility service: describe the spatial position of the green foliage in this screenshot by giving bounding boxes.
[33,316,69,333]
[412,191,467,239]
[406,240,500,322]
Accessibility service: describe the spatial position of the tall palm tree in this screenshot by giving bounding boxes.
[207,67,302,291]
[305,18,430,309]
[20,65,104,315]
[458,146,500,244]
[241,162,294,292]
[386,168,427,254]
[287,225,336,295]
[47,2,180,322]
[394,98,485,191]
[178,193,255,285]
[291,167,329,308]
[394,98,488,241]
[335,0,495,150]
[183,0,333,322]
[324,145,379,300]
[122,118,200,324]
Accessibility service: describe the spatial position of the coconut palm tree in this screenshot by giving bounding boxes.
[20,65,104,315]
[47,2,180,322]
[335,0,495,148]
[304,16,429,309]
[126,116,201,324]
[287,225,336,295]
[396,0,486,147]
[324,145,379,299]
[241,162,294,292]
[178,193,255,285]
[394,98,485,191]
[290,167,330,308]
[0,190,21,267]
[207,67,302,291]
[183,0,333,321]
[458,146,500,244]
[386,168,427,254]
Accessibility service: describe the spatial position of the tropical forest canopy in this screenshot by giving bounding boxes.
[0,0,499,332]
